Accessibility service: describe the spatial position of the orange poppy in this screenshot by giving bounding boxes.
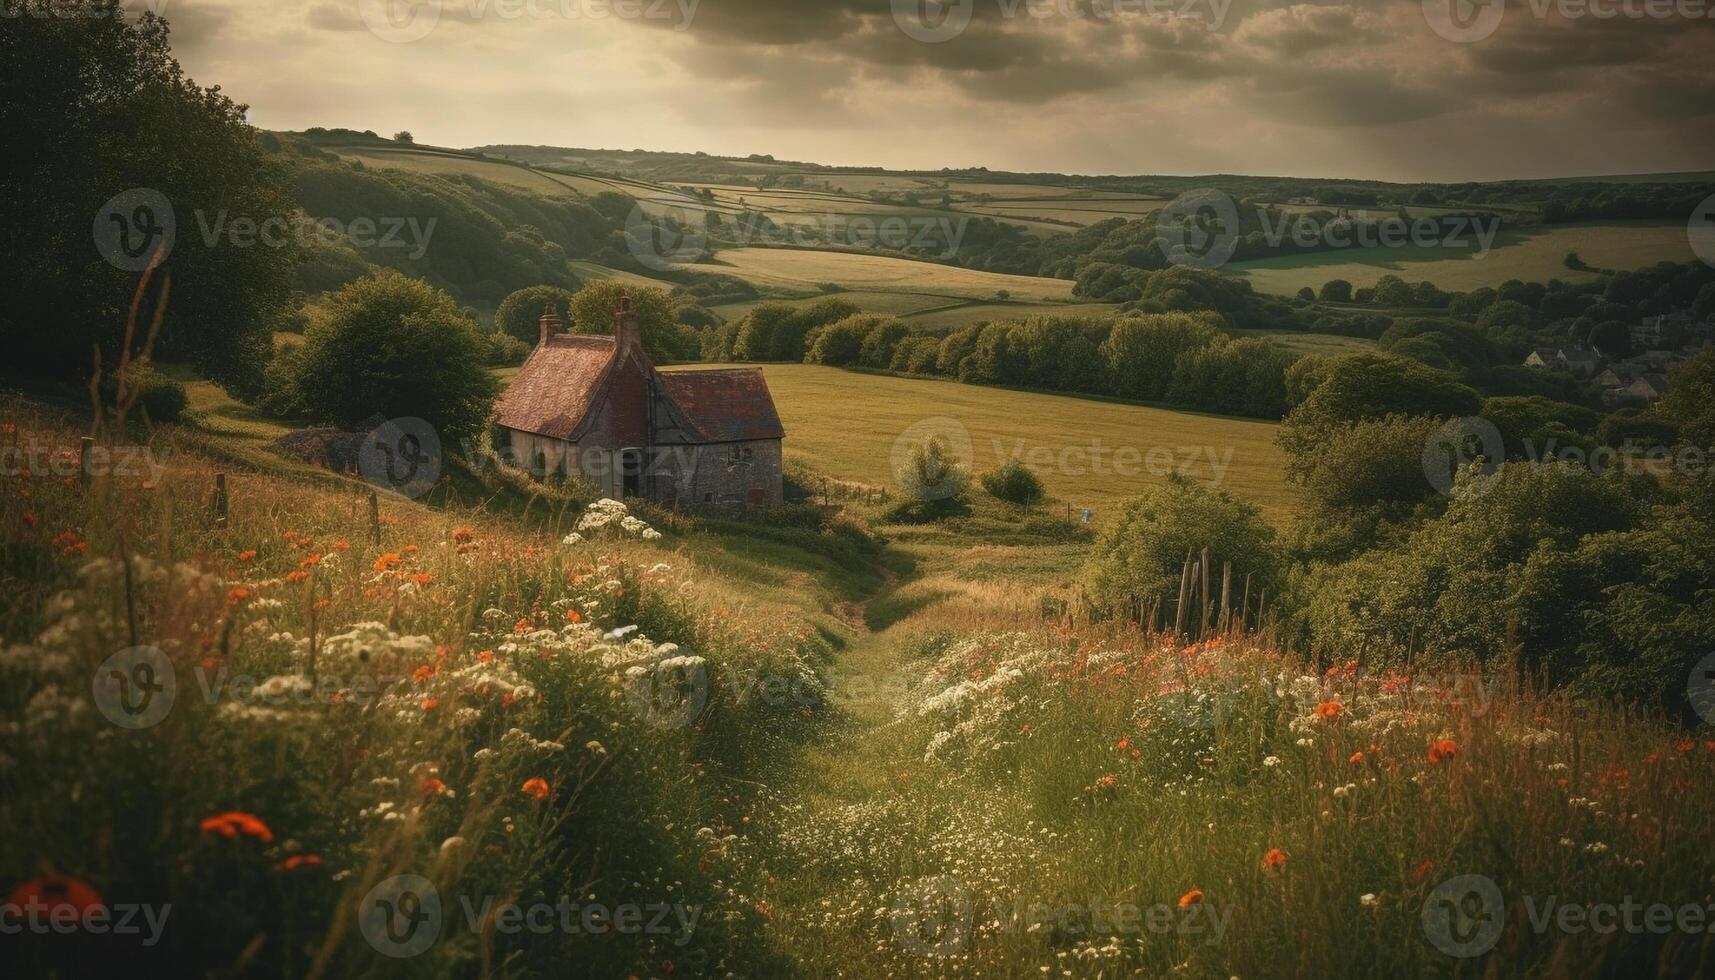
[1262,848,1287,870]
[6,875,104,921]
[1314,701,1343,720]
[237,550,257,562]
[1428,738,1458,764]
[274,854,322,873]
[1178,888,1204,908]
[1349,751,1365,765]
[200,811,274,842]
[522,777,550,800]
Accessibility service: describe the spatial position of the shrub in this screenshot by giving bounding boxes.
[294,271,500,440]
[893,435,970,507]
[980,460,1045,509]
[494,285,580,343]
[1082,475,1279,610]
[104,365,188,424]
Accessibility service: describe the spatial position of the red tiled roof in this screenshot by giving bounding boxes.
[657,369,785,443]
[492,334,617,440]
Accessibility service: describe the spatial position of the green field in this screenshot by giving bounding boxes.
[687,247,1077,302]
[1229,219,1694,295]
[1228,328,1379,356]
[663,362,1294,522]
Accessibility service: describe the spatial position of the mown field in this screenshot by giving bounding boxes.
[683,247,1078,303]
[1229,220,1695,295]
[663,363,1294,523]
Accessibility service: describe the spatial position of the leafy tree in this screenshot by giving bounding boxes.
[1662,350,1715,449]
[1299,461,1713,709]
[1296,287,1315,302]
[1282,352,1482,430]
[858,320,912,369]
[1100,313,1222,401]
[495,285,580,343]
[980,459,1045,510]
[774,298,857,362]
[294,271,500,440]
[1587,320,1634,358]
[3,3,297,397]
[393,131,414,143]
[1083,476,1279,610]
[1285,414,1443,518]
[806,315,886,367]
[567,281,699,361]
[1166,337,1297,418]
[1319,279,1354,303]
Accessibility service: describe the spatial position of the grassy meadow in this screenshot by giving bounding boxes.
[663,363,1295,524]
[7,390,1712,978]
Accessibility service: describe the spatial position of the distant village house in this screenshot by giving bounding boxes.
[493,299,784,508]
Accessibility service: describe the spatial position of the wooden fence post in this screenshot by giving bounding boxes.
[368,490,381,544]
[79,436,93,486]
[211,474,228,528]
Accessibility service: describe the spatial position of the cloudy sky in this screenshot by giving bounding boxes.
[162,0,1715,182]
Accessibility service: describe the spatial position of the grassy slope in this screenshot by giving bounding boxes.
[663,363,1294,524]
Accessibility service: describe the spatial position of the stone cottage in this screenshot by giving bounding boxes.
[492,298,784,508]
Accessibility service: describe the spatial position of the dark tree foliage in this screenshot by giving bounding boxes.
[2,2,297,398]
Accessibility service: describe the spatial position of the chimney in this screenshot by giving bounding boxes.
[614,294,640,353]
[538,303,562,346]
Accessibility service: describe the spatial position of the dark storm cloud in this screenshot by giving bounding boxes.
[1240,64,1460,127]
